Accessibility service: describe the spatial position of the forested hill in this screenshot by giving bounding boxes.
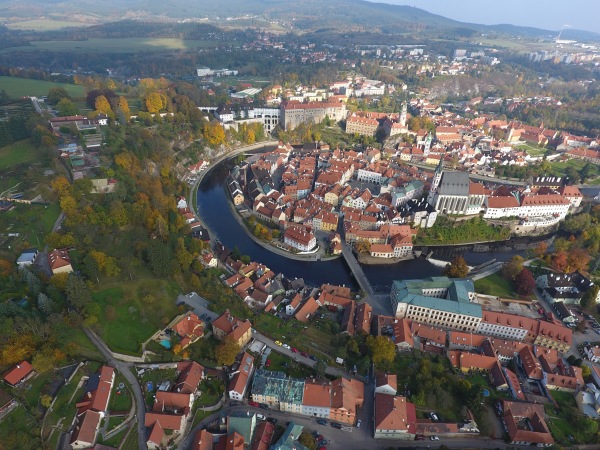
[2,0,598,41]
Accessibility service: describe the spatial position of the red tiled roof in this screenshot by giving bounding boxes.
[3,361,33,386]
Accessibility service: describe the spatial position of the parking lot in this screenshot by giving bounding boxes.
[176,292,219,323]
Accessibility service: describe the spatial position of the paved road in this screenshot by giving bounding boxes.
[178,403,510,450]
[83,328,147,450]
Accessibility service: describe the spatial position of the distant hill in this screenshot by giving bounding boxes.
[1,0,599,42]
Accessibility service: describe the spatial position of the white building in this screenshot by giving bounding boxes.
[284,227,316,252]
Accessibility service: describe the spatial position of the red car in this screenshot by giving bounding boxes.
[291,348,299,353]
[301,351,309,357]
[249,401,260,407]
[265,359,271,367]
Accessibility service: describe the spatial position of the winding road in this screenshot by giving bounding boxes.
[83,328,147,450]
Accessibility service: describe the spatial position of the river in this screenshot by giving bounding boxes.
[196,147,547,292]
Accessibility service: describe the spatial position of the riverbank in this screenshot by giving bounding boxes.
[357,253,416,265]
[225,184,343,262]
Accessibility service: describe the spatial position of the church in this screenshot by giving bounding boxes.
[427,161,486,215]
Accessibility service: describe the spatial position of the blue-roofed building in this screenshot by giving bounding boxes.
[16,248,38,267]
[269,422,309,450]
[251,370,305,414]
[391,277,482,332]
[227,411,257,444]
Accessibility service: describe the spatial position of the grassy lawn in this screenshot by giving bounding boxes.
[21,370,55,410]
[550,158,600,179]
[546,390,596,444]
[0,76,85,99]
[91,279,180,355]
[0,202,61,251]
[106,415,126,432]
[0,38,228,54]
[196,378,224,407]
[140,368,177,408]
[120,427,139,450]
[191,408,216,428]
[97,425,129,448]
[516,144,547,157]
[474,273,516,298]
[0,139,38,169]
[108,373,133,414]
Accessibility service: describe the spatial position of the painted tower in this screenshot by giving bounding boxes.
[427,158,444,207]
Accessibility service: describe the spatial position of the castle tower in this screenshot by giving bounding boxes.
[400,102,407,128]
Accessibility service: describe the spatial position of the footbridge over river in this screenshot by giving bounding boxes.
[341,243,374,297]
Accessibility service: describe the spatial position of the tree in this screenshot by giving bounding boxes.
[116,96,131,120]
[146,92,166,113]
[298,431,316,450]
[216,337,239,366]
[40,394,53,408]
[502,255,524,281]
[65,275,92,310]
[57,98,80,117]
[580,285,600,313]
[94,95,114,119]
[315,358,327,378]
[355,239,371,254]
[47,87,70,105]
[37,293,53,315]
[567,247,591,273]
[443,256,469,278]
[515,268,536,296]
[533,242,548,259]
[366,335,395,367]
[551,251,568,272]
[582,365,592,379]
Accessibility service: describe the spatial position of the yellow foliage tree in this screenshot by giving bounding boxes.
[145,92,166,113]
[51,176,71,196]
[117,96,131,120]
[94,95,114,119]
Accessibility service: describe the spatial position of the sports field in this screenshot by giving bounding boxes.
[0,76,85,99]
[0,37,226,54]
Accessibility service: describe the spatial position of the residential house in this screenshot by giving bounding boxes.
[48,248,73,274]
[375,373,398,396]
[212,310,253,348]
[229,352,254,401]
[501,400,554,447]
[2,361,34,386]
[16,248,38,267]
[173,313,204,349]
[374,394,416,440]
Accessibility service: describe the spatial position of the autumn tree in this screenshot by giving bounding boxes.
[551,251,568,272]
[443,256,469,278]
[116,96,131,121]
[94,95,114,119]
[145,92,167,113]
[216,337,240,366]
[298,431,316,450]
[355,239,371,254]
[366,335,395,368]
[203,121,226,147]
[533,242,548,259]
[515,268,536,296]
[502,255,524,281]
[567,247,591,273]
[51,176,71,197]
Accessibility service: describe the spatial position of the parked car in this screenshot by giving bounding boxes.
[429,412,439,421]
[267,417,278,424]
[291,347,299,353]
[330,422,342,429]
[356,419,361,428]
[301,351,309,357]
[282,344,291,350]
[256,414,266,420]
[275,341,282,346]
[414,434,426,441]
[317,419,328,425]
[249,401,259,407]
[315,434,324,440]
[265,359,271,367]
[309,355,317,361]
[259,403,269,410]
[317,439,328,447]
[430,435,440,441]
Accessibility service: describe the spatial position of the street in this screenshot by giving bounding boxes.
[178,403,512,450]
[83,328,148,450]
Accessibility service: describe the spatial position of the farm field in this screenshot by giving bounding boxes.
[5,19,95,31]
[0,76,84,99]
[1,37,227,54]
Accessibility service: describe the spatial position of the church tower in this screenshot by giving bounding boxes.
[400,102,408,127]
[427,158,444,206]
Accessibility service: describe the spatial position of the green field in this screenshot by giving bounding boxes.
[6,19,94,31]
[1,38,226,54]
[0,139,38,169]
[474,273,516,298]
[0,202,61,251]
[0,76,85,99]
[92,279,180,355]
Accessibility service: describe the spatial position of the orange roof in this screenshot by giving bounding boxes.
[303,380,332,408]
[411,323,446,346]
[3,361,33,386]
[250,422,275,450]
[173,313,204,340]
[48,248,71,271]
[192,429,214,450]
[71,410,101,446]
[175,361,203,394]
[294,297,320,323]
[375,373,398,393]
[374,394,416,433]
[519,346,543,379]
[212,310,252,342]
[393,319,414,347]
[147,421,164,446]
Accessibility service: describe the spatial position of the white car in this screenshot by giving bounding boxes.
[356,419,361,428]
[430,435,440,441]
[282,344,291,350]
